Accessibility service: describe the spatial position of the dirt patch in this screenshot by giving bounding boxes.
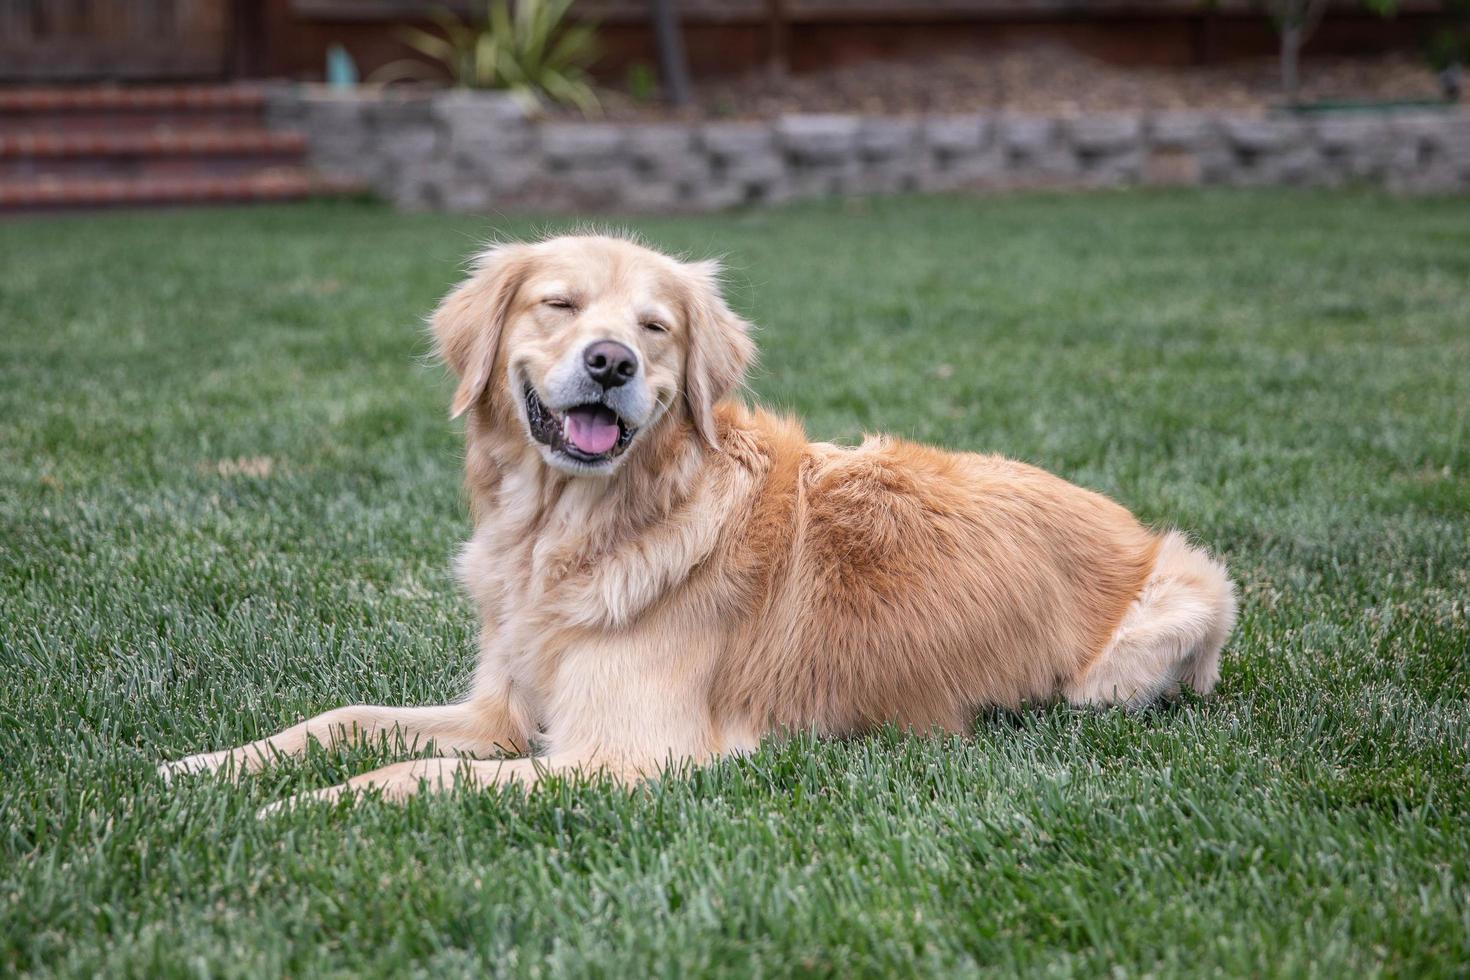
[203,456,276,478]
[574,47,1446,120]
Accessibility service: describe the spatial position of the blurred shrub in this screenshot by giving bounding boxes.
[372,0,599,114]
[625,62,659,104]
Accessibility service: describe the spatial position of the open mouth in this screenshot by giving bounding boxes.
[523,383,636,465]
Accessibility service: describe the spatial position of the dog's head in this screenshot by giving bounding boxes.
[433,235,753,476]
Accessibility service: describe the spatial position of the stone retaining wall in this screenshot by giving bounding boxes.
[267,87,1470,212]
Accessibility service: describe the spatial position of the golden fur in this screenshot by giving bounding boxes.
[162,235,1237,811]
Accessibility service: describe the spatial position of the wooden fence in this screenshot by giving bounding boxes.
[0,0,229,81]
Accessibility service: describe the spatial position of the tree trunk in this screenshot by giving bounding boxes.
[1276,0,1328,106]
[650,0,692,107]
[766,0,789,80]
[1281,23,1302,105]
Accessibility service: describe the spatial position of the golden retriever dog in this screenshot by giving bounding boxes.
[162,234,1237,810]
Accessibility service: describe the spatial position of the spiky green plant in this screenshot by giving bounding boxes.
[373,0,599,114]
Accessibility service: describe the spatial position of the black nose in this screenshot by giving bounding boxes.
[583,340,638,389]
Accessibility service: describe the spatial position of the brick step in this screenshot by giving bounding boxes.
[0,129,309,180]
[0,170,365,211]
[0,110,266,134]
[0,129,304,157]
[0,85,266,113]
[0,85,268,134]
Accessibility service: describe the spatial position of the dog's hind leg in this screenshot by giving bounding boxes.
[159,694,531,783]
[1064,531,1237,709]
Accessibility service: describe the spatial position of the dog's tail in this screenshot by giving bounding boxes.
[1067,531,1237,706]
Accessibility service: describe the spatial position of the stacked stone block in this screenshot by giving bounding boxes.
[268,86,1470,212]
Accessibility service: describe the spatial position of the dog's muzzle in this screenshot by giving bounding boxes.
[523,383,637,464]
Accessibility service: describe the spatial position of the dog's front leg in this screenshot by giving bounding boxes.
[159,693,530,783]
[260,626,732,814]
[257,753,652,816]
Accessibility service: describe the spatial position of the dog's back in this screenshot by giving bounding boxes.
[708,404,1232,735]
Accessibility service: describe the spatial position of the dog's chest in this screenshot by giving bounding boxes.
[461,460,752,728]
[461,482,619,683]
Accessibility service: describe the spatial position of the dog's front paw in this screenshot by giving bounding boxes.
[157,750,234,784]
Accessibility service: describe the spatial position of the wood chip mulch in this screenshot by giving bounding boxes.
[577,47,1450,120]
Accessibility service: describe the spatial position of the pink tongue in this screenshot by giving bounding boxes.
[564,406,620,455]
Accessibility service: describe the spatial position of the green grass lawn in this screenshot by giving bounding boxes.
[2,191,1468,977]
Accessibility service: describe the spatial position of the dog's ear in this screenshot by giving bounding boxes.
[681,260,755,451]
[432,243,532,420]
